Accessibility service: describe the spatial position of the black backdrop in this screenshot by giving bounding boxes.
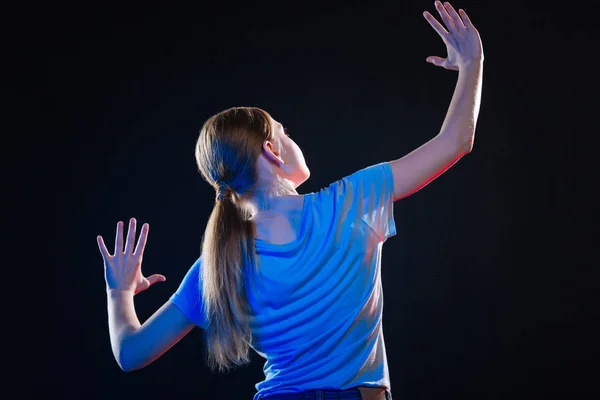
[7,0,598,398]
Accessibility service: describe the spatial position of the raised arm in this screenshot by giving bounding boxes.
[390,1,483,201]
[98,219,195,371]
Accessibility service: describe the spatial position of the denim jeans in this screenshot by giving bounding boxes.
[259,387,393,400]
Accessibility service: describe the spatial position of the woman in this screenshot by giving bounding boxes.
[97,2,483,399]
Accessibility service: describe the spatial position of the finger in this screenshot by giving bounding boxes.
[147,274,166,286]
[97,236,111,261]
[459,9,475,29]
[124,218,137,254]
[134,223,150,257]
[115,221,124,254]
[426,56,446,67]
[435,1,457,34]
[444,2,465,29]
[423,11,450,41]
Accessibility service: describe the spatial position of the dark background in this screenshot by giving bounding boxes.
[7,0,598,398]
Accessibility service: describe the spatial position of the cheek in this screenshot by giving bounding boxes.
[280,140,297,163]
[289,142,305,165]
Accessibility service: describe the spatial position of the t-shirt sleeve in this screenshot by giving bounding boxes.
[330,162,397,242]
[169,257,208,329]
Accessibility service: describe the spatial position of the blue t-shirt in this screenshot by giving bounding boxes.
[170,162,396,399]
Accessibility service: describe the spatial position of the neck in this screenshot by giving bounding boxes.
[244,176,299,215]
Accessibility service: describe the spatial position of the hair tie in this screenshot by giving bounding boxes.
[215,181,234,201]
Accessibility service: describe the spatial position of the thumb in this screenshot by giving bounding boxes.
[426,56,446,67]
[147,274,166,286]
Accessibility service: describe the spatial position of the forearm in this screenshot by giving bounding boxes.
[106,289,141,370]
[438,60,483,155]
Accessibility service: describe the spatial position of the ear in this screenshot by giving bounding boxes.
[262,140,284,166]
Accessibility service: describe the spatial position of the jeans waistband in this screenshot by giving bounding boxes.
[261,387,392,400]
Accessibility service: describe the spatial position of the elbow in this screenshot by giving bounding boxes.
[114,341,143,372]
[459,135,474,156]
[118,363,133,373]
[463,142,474,155]
[116,351,136,372]
[117,348,148,372]
[117,355,144,373]
[117,360,134,373]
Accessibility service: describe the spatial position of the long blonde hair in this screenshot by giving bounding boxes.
[195,106,273,372]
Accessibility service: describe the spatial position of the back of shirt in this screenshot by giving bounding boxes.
[171,162,396,399]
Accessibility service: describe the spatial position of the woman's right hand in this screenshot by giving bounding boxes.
[423,1,483,71]
[97,218,166,295]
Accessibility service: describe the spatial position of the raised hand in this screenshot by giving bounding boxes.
[424,1,483,71]
[97,218,166,294]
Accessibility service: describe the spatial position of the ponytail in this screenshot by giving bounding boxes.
[201,190,255,372]
[194,106,274,372]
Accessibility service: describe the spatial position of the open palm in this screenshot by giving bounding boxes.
[424,1,483,71]
[97,218,165,294]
